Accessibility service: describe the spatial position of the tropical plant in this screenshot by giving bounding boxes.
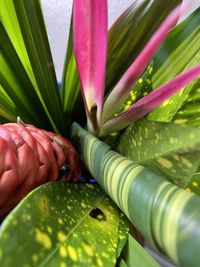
[0,0,200,267]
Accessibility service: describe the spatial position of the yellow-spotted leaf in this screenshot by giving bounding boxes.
[117,119,200,193]
[71,123,200,267]
[0,182,127,267]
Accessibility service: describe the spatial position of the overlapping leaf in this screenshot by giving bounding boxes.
[0,182,128,267]
[71,123,200,267]
[117,119,200,192]
[148,8,200,121]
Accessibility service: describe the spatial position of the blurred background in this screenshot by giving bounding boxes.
[41,0,200,80]
[41,1,200,266]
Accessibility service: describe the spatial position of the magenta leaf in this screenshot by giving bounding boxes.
[101,64,200,136]
[102,5,181,123]
[73,0,107,132]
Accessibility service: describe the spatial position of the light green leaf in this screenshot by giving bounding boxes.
[117,119,200,192]
[118,234,161,267]
[12,0,66,134]
[71,123,200,267]
[0,182,126,267]
[106,0,181,94]
[148,8,200,121]
[0,21,51,128]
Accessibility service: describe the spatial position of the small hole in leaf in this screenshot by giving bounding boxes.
[89,208,106,222]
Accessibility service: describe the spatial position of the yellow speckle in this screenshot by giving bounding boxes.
[131,95,136,101]
[138,78,143,84]
[32,254,38,263]
[185,187,191,192]
[86,184,94,189]
[58,218,64,225]
[110,132,118,137]
[68,246,77,261]
[146,78,151,85]
[81,202,87,208]
[157,158,173,169]
[180,157,192,168]
[192,181,198,187]
[162,99,170,107]
[84,244,94,256]
[148,67,153,74]
[59,245,68,257]
[97,258,103,267]
[58,232,66,242]
[47,226,52,234]
[174,119,187,125]
[60,262,67,267]
[35,229,52,249]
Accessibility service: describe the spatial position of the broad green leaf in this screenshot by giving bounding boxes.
[117,119,200,191]
[116,213,130,258]
[0,21,51,128]
[71,123,200,267]
[118,234,161,267]
[148,8,200,121]
[105,0,181,93]
[12,0,66,134]
[173,77,200,128]
[0,182,126,267]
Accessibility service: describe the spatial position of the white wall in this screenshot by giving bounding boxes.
[41,0,200,80]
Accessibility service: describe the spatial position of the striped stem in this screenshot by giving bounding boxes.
[71,123,200,267]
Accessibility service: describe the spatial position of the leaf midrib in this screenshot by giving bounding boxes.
[38,192,107,267]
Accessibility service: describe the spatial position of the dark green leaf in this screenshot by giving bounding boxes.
[118,234,161,267]
[148,8,200,121]
[106,0,181,93]
[0,182,124,267]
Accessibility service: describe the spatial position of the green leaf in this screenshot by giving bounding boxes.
[0,21,52,128]
[117,119,200,191]
[173,77,200,128]
[148,8,200,121]
[61,15,81,124]
[71,123,200,267]
[118,234,161,267]
[0,182,126,267]
[0,0,36,87]
[12,0,65,134]
[105,0,181,94]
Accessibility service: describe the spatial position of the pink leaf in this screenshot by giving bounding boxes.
[73,0,107,131]
[101,64,200,135]
[102,5,182,122]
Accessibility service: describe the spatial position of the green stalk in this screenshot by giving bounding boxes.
[71,123,200,267]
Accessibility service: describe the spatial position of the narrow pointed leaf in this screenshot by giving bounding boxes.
[117,119,200,193]
[173,76,200,128]
[118,234,161,267]
[0,182,126,267]
[103,6,181,122]
[71,123,200,267]
[101,64,200,135]
[61,16,81,125]
[13,0,65,134]
[0,21,51,128]
[148,7,200,121]
[105,0,181,93]
[73,0,107,128]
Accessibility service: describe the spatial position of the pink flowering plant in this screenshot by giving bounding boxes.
[0,0,200,267]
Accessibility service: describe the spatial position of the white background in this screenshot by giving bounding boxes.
[41,0,200,80]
